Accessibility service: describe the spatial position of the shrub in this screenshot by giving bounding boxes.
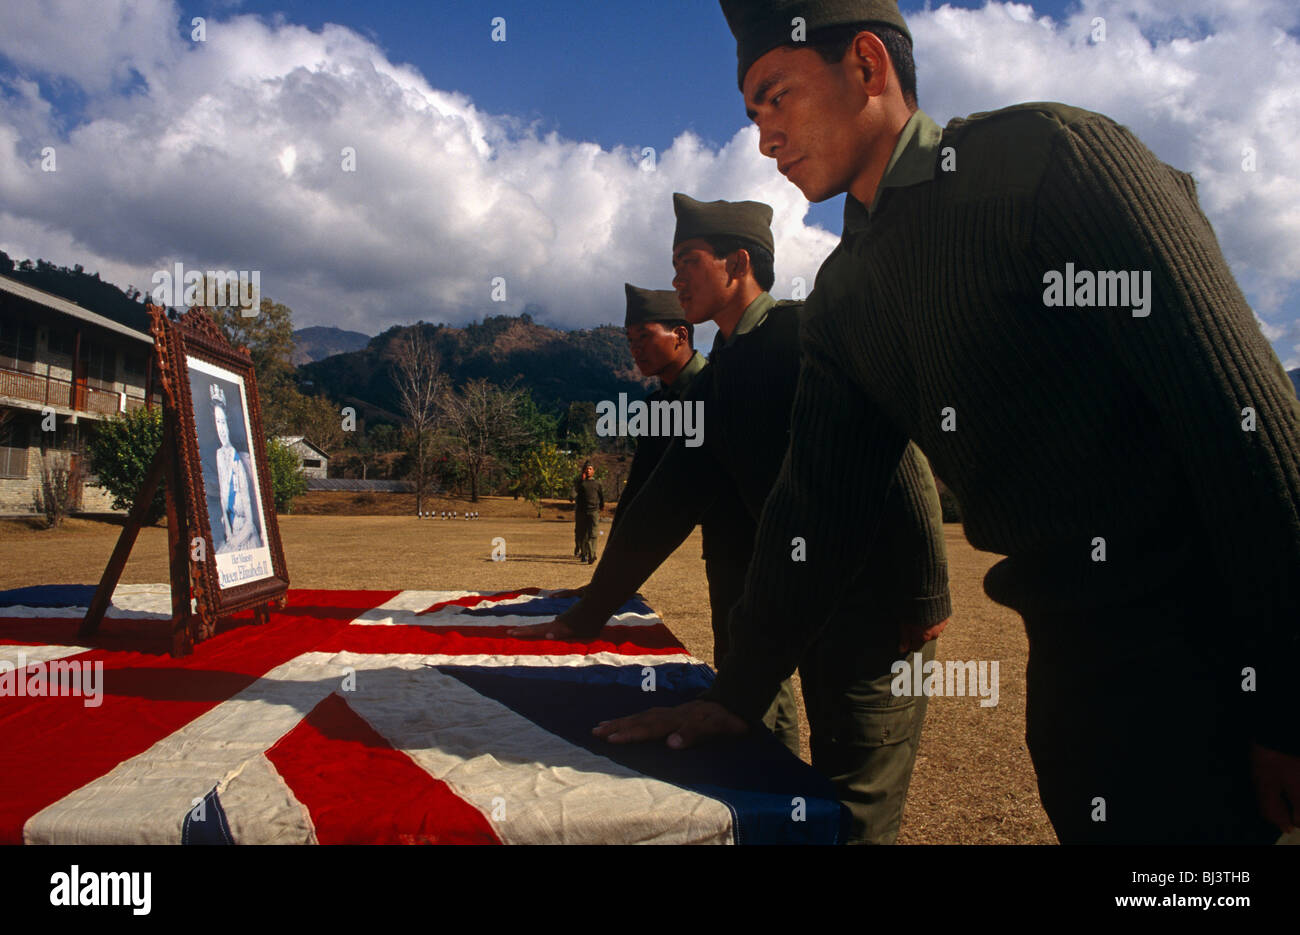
[266,436,307,513]
[517,442,578,518]
[86,407,166,525]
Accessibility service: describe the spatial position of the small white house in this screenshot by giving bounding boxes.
[276,436,329,479]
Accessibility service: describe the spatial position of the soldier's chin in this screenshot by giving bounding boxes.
[680,302,710,326]
[788,169,836,204]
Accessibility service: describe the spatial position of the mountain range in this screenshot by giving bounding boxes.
[291,326,371,365]
[296,313,651,424]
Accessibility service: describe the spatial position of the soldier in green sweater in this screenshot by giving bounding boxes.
[592,0,1300,845]
[512,194,951,844]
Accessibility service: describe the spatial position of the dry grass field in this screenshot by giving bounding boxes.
[0,491,1057,844]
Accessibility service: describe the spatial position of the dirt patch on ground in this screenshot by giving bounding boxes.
[0,497,1055,844]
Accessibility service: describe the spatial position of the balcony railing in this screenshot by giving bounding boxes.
[0,366,71,408]
[84,385,122,415]
[0,364,157,416]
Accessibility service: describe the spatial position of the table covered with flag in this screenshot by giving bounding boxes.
[0,584,846,844]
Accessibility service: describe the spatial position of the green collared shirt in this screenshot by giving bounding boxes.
[846,109,944,232]
[660,350,706,400]
[711,292,775,354]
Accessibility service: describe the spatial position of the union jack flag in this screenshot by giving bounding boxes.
[0,584,845,844]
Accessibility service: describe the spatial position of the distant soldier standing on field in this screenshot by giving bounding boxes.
[573,462,604,564]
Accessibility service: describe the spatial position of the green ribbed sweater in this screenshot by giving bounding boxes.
[706,103,1300,751]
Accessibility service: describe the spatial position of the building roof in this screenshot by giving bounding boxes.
[0,275,153,345]
[275,436,330,459]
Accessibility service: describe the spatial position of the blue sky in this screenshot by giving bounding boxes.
[2,0,1299,366]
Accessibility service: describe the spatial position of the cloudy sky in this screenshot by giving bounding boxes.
[1,0,1298,366]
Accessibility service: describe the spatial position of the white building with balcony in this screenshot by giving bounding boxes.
[0,275,160,514]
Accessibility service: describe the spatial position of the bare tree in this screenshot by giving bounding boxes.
[32,448,84,529]
[439,378,534,502]
[391,328,446,515]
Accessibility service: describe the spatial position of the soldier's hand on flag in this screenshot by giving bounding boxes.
[507,610,582,640]
[593,700,748,749]
[550,585,587,599]
[900,616,950,653]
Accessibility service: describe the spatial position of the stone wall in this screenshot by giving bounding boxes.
[0,449,124,516]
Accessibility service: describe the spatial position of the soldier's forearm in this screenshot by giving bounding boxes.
[883,444,952,625]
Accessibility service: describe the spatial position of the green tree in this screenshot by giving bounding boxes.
[208,296,296,389]
[564,400,597,449]
[368,422,403,452]
[518,442,578,517]
[266,436,307,513]
[518,393,559,447]
[275,387,346,455]
[341,435,377,480]
[501,392,557,497]
[86,406,166,525]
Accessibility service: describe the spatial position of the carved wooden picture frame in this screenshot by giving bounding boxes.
[150,305,288,627]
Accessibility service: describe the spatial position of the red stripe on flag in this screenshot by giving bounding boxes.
[0,589,399,844]
[318,622,689,657]
[266,692,500,845]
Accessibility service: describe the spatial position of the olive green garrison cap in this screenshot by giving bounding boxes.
[719,0,912,89]
[672,193,774,256]
[624,284,686,327]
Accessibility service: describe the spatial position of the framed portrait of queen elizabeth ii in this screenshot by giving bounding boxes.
[79,304,287,652]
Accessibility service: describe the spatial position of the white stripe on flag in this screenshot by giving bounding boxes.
[349,591,472,625]
[336,654,734,845]
[350,590,660,629]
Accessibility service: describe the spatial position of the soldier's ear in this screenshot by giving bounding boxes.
[724,249,749,283]
[850,31,889,97]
